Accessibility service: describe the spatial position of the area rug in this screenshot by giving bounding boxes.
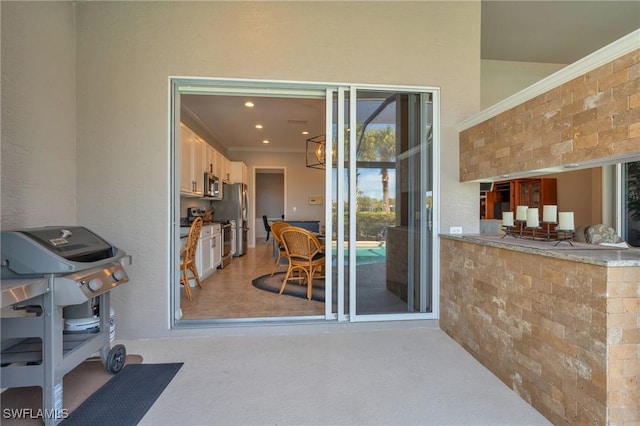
[252,272,327,302]
[61,362,183,426]
[1,354,142,426]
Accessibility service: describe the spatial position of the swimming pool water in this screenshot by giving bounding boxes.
[332,244,386,265]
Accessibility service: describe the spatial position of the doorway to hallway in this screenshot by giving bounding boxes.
[255,167,285,242]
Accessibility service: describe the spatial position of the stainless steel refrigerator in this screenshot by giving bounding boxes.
[213,183,248,256]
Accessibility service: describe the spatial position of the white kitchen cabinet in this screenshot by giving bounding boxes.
[204,144,214,176]
[193,135,205,189]
[230,161,248,185]
[222,157,232,183]
[180,123,206,197]
[215,151,224,199]
[213,150,224,178]
[212,223,222,269]
[196,225,216,279]
[180,124,194,194]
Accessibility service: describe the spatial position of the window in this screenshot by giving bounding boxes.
[622,160,640,247]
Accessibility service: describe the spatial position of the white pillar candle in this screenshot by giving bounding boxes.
[557,212,575,230]
[543,205,557,223]
[516,205,528,221]
[526,208,539,228]
[502,212,514,227]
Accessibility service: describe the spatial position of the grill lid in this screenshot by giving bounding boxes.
[1,226,124,277]
[18,227,113,260]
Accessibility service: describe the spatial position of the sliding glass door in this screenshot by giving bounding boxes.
[329,86,438,321]
[170,78,437,326]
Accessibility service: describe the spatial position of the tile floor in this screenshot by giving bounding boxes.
[180,238,325,319]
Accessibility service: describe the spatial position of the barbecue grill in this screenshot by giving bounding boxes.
[1,226,131,425]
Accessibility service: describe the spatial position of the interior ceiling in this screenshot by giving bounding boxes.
[182,94,326,154]
[181,1,639,154]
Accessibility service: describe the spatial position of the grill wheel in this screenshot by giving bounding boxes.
[103,344,127,374]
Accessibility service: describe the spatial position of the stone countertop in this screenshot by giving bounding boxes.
[440,234,640,267]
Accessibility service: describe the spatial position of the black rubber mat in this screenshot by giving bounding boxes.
[61,363,183,426]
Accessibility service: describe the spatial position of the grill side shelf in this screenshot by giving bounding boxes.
[1,278,49,308]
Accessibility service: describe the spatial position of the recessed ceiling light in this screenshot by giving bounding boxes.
[302,131,309,135]
[245,101,254,108]
[262,140,269,144]
[255,124,263,129]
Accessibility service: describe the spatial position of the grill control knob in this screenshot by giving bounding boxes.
[87,278,104,292]
[112,269,126,282]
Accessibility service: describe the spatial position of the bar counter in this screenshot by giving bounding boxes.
[440,234,640,425]
[452,234,640,266]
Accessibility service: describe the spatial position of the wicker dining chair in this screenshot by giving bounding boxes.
[180,217,203,300]
[262,215,271,241]
[270,221,292,277]
[279,227,325,300]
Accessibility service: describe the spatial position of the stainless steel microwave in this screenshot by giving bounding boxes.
[204,172,220,199]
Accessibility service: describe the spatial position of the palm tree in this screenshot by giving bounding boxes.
[357,126,396,213]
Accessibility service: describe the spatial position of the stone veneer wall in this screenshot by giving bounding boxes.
[607,266,640,424]
[459,49,640,182]
[440,237,640,425]
[385,226,409,302]
[385,226,422,309]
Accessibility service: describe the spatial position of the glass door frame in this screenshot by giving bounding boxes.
[170,77,439,327]
[329,84,440,323]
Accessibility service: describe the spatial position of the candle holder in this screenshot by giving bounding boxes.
[525,226,542,239]
[501,225,517,239]
[541,221,556,241]
[555,229,575,246]
[515,220,526,238]
[500,212,516,239]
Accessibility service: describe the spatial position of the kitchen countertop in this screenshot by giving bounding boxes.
[281,220,320,223]
[180,220,224,227]
[440,233,640,267]
[180,222,223,238]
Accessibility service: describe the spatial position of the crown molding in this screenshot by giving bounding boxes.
[227,146,306,154]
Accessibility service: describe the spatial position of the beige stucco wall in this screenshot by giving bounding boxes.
[1,2,77,229]
[481,59,567,109]
[2,1,481,339]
